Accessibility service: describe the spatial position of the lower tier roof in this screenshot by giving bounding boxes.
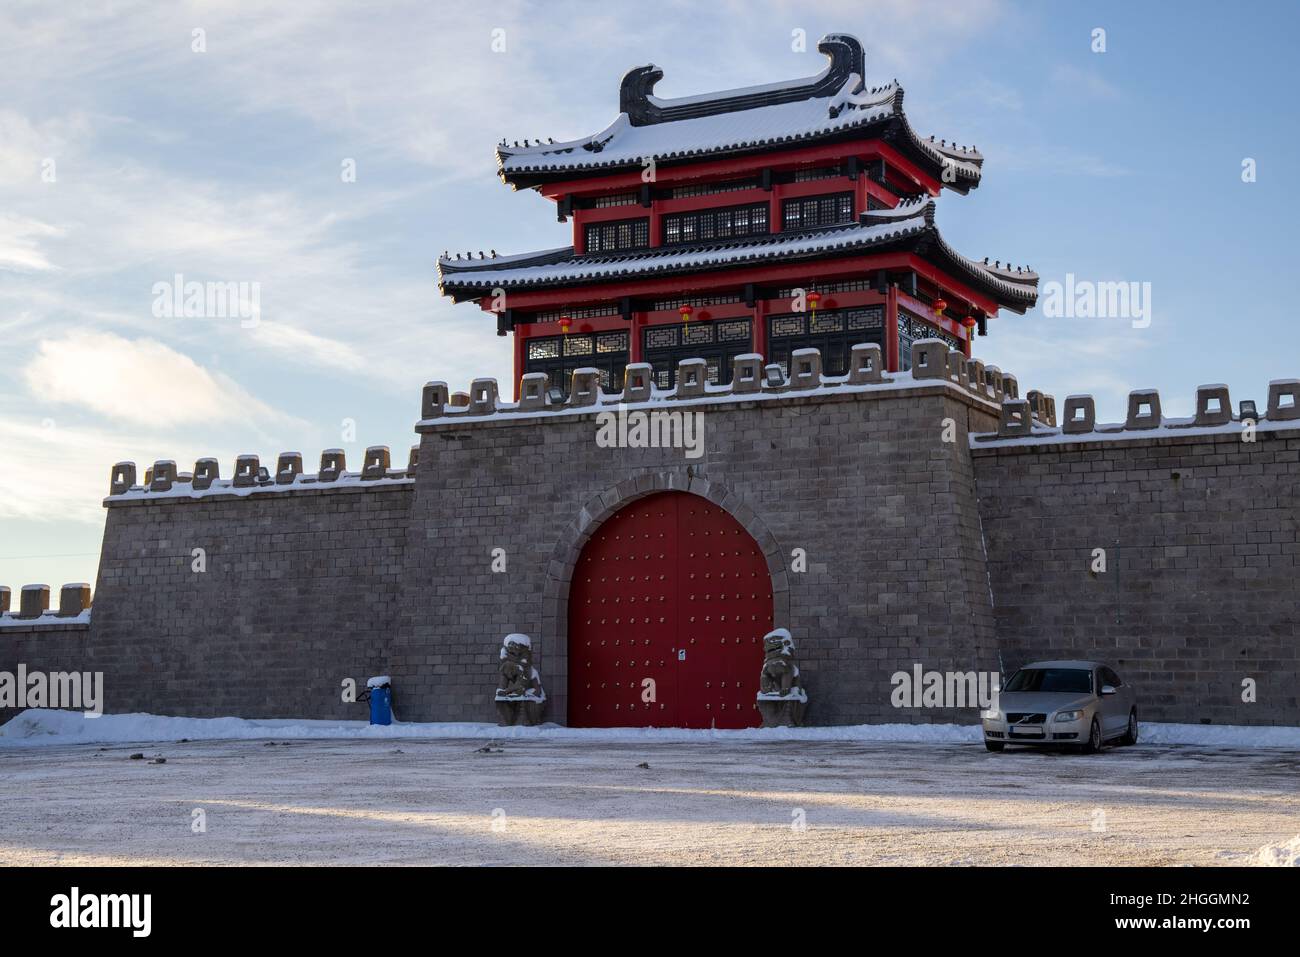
[437,197,1038,313]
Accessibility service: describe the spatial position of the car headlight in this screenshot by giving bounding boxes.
[982,708,1001,720]
[1054,710,1083,723]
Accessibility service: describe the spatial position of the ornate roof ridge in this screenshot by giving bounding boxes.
[495,34,984,192]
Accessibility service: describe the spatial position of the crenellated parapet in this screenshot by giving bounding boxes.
[0,583,92,627]
[105,445,421,503]
[978,378,1300,445]
[415,339,1050,429]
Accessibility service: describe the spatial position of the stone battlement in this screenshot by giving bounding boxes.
[416,340,1045,428]
[0,583,92,627]
[104,446,420,505]
[979,378,1300,446]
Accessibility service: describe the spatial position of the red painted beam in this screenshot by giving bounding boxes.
[537,138,944,200]
[475,251,1001,317]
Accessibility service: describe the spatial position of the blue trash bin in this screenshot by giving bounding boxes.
[367,679,392,726]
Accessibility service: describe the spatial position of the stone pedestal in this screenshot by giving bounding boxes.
[757,692,807,728]
[494,695,545,726]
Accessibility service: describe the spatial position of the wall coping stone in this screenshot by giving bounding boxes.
[971,420,1300,455]
[417,375,1000,434]
[105,473,414,508]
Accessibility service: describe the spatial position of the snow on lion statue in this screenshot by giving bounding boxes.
[756,628,807,727]
[494,633,545,726]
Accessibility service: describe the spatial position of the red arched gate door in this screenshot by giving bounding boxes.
[568,491,774,728]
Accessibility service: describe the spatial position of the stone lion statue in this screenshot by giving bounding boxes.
[496,633,543,699]
[759,628,801,697]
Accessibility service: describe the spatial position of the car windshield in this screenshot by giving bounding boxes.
[1004,668,1093,695]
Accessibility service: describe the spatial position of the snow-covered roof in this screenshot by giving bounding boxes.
[438,197,1039,312]
[497,34,982,192]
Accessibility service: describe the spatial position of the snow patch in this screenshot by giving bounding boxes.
[1254,836,1300,867]
[4,710,1300,751]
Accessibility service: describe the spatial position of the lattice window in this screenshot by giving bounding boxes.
[771,316,806,338]
[767,307,885,377]
[584,217,649,253]
[528,338,561,360]
[534,305,618,322]
[641,319,752,389]
[593,192,638,208]
[652,294,742,310]
[596,331,628,353]
[792,166,842,182]
[564,335,594,356]
[669,179,759,199]
[645,326,679,349]
[716,319,751,343]
[683,324,714,345]
[662,203,769,246]
[782,192,854,230]
[775,279,875,297]
[847,306,883,329]
[897,308,960,364]
[810,313,845,333]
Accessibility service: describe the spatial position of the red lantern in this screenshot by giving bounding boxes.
[679,303,693,333]
[932,293,948,318]
[962,314,978,331]
[808,290,821,318]
[558,315,572,335]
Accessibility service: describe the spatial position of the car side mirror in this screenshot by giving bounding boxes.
[1101,685,1117,696]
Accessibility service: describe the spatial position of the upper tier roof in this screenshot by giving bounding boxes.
[496,34,983,192]
[438,197,1038,312]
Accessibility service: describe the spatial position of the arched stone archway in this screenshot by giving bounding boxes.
[541,472,788,726]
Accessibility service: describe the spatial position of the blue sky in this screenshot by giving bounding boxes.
[2,0,1297,601]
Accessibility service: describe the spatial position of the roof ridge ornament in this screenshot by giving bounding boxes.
[619,33,866,127]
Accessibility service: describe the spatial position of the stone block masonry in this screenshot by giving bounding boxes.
[0,620,92,724]
[395,381,1003,726]
[973,427,1300,725]
[4,342,1297,729]
[77,484,410,719]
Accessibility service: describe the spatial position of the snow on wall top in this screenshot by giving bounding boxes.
[495,34,982,190]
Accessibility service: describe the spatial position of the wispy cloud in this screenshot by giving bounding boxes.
[1049,63,1123,102]
[22,331,296,429]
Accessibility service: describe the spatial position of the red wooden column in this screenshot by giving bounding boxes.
[630,311,644,365]
[885,284,900,371]
[854,166,868,215]
[512,327,526,400]
[753,297,768,363]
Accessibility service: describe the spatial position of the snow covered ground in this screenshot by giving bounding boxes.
[1,710,1298,866]
[5,708,1300,748]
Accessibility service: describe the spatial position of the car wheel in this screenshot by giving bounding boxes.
[1081,717,1102,754]
[984,739,1005,753]
[1119,709,1138,746]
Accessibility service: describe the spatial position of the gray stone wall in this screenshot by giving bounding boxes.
[394,384,1003,726]
[0,621,92,724]
[48,484,411,719]
[9,372,1296,730]
[972,428,1300,725]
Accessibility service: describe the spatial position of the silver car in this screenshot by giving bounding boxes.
[982,660,1137,753]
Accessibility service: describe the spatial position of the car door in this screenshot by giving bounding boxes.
[1098,667,1126,735]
